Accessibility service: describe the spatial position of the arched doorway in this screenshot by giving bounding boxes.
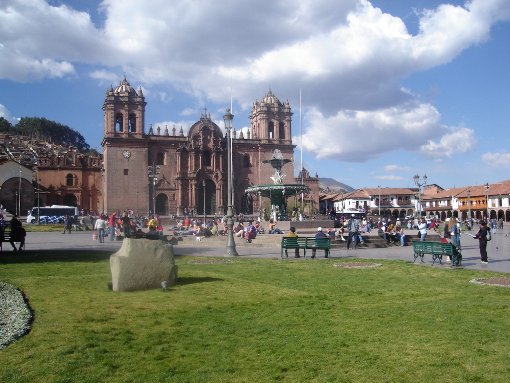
[155,193,168,215]
[63,194,78,207]
[197,179,216,215]
[0,177,34,216]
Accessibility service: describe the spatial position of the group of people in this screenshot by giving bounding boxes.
[92,211,150,242]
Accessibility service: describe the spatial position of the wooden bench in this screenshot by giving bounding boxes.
[412,241,462,266]
[281,237,331,259]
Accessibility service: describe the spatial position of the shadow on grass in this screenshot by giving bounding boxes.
[0,249,112,264]
[177,276,224,285]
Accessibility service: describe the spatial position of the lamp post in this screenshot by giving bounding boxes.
[100,166,105,215]
[378,185,381,216]
[202,179,206,225]
[34,162,41,224]
[18,166,22,217]
[413,174,427,218]
[467,189,471,222]
[224,108,238,256]
[148,163,160,216]
[485,182,490,221]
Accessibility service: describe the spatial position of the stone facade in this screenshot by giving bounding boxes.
[0,134,102,215]
[102,78,319,217]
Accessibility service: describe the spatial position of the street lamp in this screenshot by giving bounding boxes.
[148,163,160,216]
[485,182,490,221]
[413,174,427,218]
[34,161,41,224]
[378,185,381,216]
[467,189,471,222]
[224,108,238,256]
[18,166,22,217]
[202,179,206,225]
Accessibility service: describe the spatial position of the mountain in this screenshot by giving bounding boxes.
[319,177,355,193]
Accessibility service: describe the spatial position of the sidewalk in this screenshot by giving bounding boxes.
[13,228,510,274]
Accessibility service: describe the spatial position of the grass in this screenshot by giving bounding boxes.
[1,251,510,382]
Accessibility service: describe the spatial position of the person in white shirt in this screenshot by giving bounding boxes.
[94,215,107,243]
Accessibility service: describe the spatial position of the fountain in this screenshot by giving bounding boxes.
[245,149,309,221]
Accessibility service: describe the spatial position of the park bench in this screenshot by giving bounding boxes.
[0,228,26,252]
[412,241,462,266]
[281,237,331,259]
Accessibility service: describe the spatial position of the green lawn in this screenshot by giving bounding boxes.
[1,251,509,383]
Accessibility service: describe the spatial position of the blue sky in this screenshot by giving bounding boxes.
[1,0,510,190]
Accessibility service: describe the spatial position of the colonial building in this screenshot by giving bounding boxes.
[102,77,318,216]
[0,134,102,215]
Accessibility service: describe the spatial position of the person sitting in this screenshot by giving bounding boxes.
[268,218,283,234]
[234,222,244,237]
[284,226,300,258]
[210,222,219,236]
[312,227,329,259]
[9,216,26,252]
[254,221,265,234]
[244,221,257,243]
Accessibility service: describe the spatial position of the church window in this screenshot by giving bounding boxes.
[66,173,75,186]
[203,150,211,167]
[128,114,136,133]
[124,169,129,175]
[279,122,285,139]
[115,113,123,132]
[156,152,165,165]
[268,121,274,140]
[243,154,250,168]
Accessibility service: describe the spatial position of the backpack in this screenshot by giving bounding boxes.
[486,229,492,241]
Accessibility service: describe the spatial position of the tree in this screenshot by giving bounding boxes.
[14,117,90,151]
[0,117,14,132]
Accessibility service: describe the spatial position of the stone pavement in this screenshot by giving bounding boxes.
[9,226,510,274]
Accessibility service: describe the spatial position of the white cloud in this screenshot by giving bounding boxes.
[420,127,476,157]
[384,164,410,172]
[0,104,10,119]
[180,108,196,117]
[1,0,509,165]
[375,175,405,181]
[482,152,510,167]
[298,101,449,161]
[0,0,108,81]
[89,69,118,84]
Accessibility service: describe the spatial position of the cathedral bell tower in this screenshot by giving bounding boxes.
[102,77,149,214]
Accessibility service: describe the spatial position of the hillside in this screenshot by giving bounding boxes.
[319,177,355,193]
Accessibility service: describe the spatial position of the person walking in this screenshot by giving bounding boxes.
[474,220,490,264]
[346,214,358,250]
[108,212,117,241]
[418,218,427,242]
[62,215,72,234]
[94,214,107,243]
[450,217,461,250]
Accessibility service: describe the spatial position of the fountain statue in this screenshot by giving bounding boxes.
[245,149,309,221]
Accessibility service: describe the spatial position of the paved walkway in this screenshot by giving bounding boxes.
[10,227,510,274]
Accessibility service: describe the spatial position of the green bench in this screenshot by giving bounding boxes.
[412,241,462,266]
[281,237,331,259]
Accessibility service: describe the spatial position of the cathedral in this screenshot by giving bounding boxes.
[0,78,318,218]
[102,77,318,217]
